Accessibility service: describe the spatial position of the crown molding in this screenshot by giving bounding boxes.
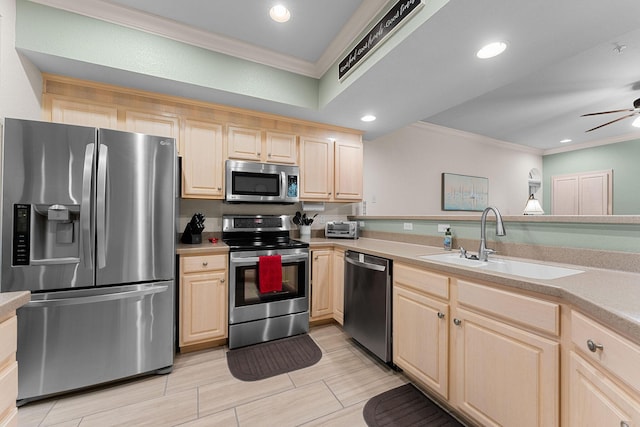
[29,0,389,80]
[542,130,640,155]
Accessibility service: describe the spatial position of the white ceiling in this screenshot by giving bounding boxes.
[28,0,640,150]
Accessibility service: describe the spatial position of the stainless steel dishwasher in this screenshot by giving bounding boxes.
[343,250,392,364]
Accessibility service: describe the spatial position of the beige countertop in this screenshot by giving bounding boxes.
[0,291,30,319]
[175,235,640,344]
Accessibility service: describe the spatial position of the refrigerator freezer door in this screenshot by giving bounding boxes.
[16,281,174,402]
[95,129,176,286]
[1,119,96,292]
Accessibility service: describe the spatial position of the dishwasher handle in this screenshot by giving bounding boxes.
[345,254,387,272]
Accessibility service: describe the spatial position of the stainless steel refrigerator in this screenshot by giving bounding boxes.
[0,118,177,404]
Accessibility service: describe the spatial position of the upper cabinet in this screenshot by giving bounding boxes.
[123,110,181,154]
[300,137,363,201]
[47,96,118,129]
[41,74,363,201]
[227,126,298,164]
[182,119,224,199]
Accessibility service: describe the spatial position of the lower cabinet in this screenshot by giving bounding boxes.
[332,249,345,325]
[392,262,560,427]
[179,254,228,349]
[567,310,640,427]
[310,249,333,320]
[0,314,18,427]
[393,263,450,400]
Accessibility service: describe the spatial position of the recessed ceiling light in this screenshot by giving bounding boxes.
[361,115,376,122]
[476,41,508,59]
[269,5,290,23]
[560,138,572,143]
[632,116,640,128]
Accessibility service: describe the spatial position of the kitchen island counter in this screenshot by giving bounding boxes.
[305,237,640,345]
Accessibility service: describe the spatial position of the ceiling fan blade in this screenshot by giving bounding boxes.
[581,108,634,117]
[585,113,638,132]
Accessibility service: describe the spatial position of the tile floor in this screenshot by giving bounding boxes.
[18,324,408,426]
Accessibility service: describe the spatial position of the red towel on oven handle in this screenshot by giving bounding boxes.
[258,255,283,293]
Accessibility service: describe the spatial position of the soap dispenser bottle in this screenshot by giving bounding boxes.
[444,228,452,251]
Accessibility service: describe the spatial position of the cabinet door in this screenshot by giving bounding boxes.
[334,141,363,200]
[265,131,297,164]
[227,126,262,161]
[393,285,449,399]
[310,250,333,319]
[568,351,640,427]
[123,110,181,154]
[453,307,559,427]
[182,119,224,199]
[332,249,345,325]
[180,271,227,346]
[49,97,118,129]
[300,137,334,200]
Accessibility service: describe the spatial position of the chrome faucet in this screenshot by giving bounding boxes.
[478,206,506,262]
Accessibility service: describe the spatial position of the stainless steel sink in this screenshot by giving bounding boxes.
[418,253,584,280]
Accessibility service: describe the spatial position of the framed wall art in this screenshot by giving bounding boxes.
[441,173,488,211]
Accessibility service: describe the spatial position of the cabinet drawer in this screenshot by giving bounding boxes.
[0,362,18,423]
[571,310,640,393]
[394,263,449,300]
[0,316,17,369]
[181,254,227,273]
[457,280,560,336]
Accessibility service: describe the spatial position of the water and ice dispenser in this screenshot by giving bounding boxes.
[12,203,81,266]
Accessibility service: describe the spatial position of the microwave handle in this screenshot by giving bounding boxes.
[280,171,287,201]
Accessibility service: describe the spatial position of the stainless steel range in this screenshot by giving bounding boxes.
[223,215,309,349]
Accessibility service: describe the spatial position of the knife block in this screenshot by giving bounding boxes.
[180,223,202,244]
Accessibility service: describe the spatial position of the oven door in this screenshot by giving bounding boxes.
[229,249,309,325]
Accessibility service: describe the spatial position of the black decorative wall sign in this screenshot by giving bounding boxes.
[338,0,424,80]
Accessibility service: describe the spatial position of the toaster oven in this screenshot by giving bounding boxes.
[325,221,358,239]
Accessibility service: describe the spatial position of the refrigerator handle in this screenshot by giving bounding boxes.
[81,143,95,268]
[25,284,169,307]
[97,144,108,269]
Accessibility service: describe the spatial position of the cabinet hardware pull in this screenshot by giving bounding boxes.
[314,256,318,260]
[587,339,604,352]
[220,279,225,283]
[202,261,208,266]
[257,152,261,156]
[217,187,222,191]
[268,153,272,157]
[453,318,462,326]
[437,312,445,319]
[621,421,630,427]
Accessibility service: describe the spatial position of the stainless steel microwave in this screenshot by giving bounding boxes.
[225,160,299,203]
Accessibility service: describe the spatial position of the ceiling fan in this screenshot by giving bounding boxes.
[581,97,640,132]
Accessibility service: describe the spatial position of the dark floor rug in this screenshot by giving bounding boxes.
[226,334,322,381]
[364,383,465,427]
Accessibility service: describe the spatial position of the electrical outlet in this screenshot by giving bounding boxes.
[403,222,413,231]
[359,221,365,227]
[437,223,451,233]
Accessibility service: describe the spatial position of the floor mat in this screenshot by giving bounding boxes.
[363,383,465,427]
[226,334,322,381]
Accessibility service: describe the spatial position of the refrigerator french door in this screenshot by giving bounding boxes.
[0,119,176,403]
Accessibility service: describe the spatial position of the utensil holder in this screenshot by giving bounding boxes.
[299,225,311,237]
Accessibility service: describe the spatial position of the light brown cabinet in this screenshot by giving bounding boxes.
[227,126,298,164]
[179,254,228,349]
[0,314,18,427]
[48,96,118,129]
[299,137,363,201]
[567,310,640,427]
[332,249,345,325]
[393,263,450,399]
[182,119,224,199]
[392,263,560,427]
[310,249,333,320]
[123,110,181,155]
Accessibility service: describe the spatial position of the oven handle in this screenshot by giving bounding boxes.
[230,253,309,265]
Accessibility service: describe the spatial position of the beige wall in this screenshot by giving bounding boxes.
[363,122,543,216]
[1,0,42,121]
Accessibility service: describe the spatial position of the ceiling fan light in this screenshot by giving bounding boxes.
[632,116,640,128]
[476,41,507,59]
